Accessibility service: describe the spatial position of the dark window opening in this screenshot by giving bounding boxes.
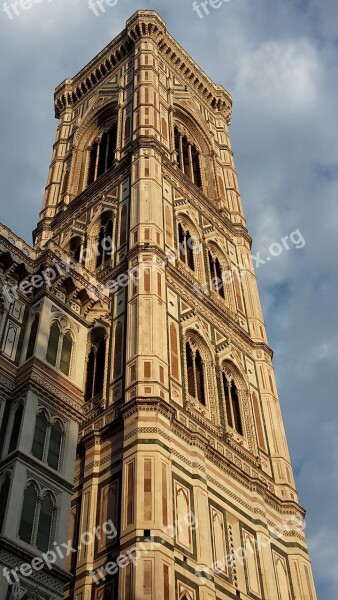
[185,342,206,406]
[87,122,117,187]
[178,224,195,271]
[208,250,225,299]
[174,126,202,189]
[26,315,39,360]
[0,474,10,532]
[85,330,106,400]
[222,373,243,435]
[8,404,23,454]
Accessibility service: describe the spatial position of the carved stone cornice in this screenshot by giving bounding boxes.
[14,360,84,422]
[121,397,176,423]
[54,11,231,121]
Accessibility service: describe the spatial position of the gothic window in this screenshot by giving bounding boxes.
[26,314,39,360]
[208,250,225,299]
[185,342,206,405]
[85,329,106,400]
[36,493,54,552]
[69,236,84,263]
[18,483,37,544]
[32,411,64,471]
[8,403,23,454]
[96,213,113,268]
[222,373,243,435]
[19,484,56,552]
[0,473,11,532]
[87,122,117,186]
[174,125,202,189]
[60,331,73,376]
[46,322,60,367]
[47,422,63,470]
[32,412,48,461]
[178,223,195,271]
[46,322,73,376]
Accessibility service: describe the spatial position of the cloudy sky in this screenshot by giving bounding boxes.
[0,0,337,596]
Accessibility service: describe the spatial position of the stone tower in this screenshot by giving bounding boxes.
[0,10,316,600]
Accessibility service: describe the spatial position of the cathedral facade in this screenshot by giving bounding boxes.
[0,10,316,600]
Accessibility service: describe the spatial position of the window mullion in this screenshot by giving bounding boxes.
[92,350,98,397]
[192,353,197,399]
[43,425,51,462]
[229,380,236,429]
[179,134,184,171]
[56,334,63,370]
[94,140,100,181]
[105,130,111,171]
[188,143,194,183]
[31,497,41,546]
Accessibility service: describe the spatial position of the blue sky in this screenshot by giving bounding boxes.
[1,0,337,597]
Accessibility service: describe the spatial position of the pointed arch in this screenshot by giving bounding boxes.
[18,482,38,544]
[8,403,23,454]
[46,321,60,367]
[26,313,39,360]
[32,411,48,461]
[36,492,54,552]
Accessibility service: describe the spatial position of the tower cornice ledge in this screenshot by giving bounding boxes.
[54,10,232,122]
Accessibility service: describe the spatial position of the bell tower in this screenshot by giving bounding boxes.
[0,10,316,600]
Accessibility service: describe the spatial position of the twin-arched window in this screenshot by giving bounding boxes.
[32,411,64,471]
[174,126,202,189]
[222,373,243,435]
[85,328,106,400]
[87,122,117,186]
[185,341,206,406]
[19,483,55,552]
[46,322,73,376]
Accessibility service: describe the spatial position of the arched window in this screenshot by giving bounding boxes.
[46,322,74,377]
[26,314,39,360]
[222,373,243,435]
[185,342,206,406]
[8,403,23,454]
[47,422,63,470]
[60,331,73,376]
[46,322,60,367]
[174,126,202,189]
[0,474,10,532]
[96,214,113,268]
[85,329,106,400]
[69,236,83,263]
[32,412,48,461]
[32,411,63,471]
[19,484,56,551]
[87,122,117,186]
[178,223,195,271]
[208,250,225,299]
[36,493,54,552]
[19,483,38,544]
